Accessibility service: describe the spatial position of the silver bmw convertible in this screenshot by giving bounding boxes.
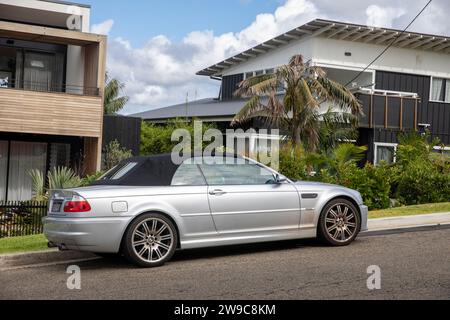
[44,154,368,268]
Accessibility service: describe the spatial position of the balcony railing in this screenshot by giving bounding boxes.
[356,89,420,130]
[0,78,100,97]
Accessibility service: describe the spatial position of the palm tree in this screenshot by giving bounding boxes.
[306,143,368,175]
[104,72,129,115]
[232,55,363,152]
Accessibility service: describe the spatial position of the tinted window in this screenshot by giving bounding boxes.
[199,160,276,185]
[171,163,206,186]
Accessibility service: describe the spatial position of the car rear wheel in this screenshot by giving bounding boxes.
[123,213,178,268]
[318,199,360,246]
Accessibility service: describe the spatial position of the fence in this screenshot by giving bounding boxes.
[0,201,48,238]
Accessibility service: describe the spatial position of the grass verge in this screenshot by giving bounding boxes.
[0,234,49,255]
[369,202,450,219]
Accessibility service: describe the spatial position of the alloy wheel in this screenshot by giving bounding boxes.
[324,203,358,243]
[132,218,174,263]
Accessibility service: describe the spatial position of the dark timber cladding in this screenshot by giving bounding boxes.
[222,74,243,100]
[375,71,450,144]
[102,115,142,156]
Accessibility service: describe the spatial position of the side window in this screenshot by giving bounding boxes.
[171,163,206,186]
[199,161,276,185]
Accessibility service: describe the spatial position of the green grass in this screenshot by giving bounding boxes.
[369,202,450,219]
[0,234,50,255]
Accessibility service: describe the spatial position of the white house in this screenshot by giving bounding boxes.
[133,19,450,164]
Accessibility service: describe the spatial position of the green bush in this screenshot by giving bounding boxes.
[395,160,450,205]
[104,140,133,171]
[278,145,308,181]
[141,119,217,156]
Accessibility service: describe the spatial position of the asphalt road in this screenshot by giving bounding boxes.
[1,228,449,300]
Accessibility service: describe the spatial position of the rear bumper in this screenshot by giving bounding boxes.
[43,216,130,253]
[359,205,369,232]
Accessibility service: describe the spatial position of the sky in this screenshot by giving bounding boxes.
[86,0,450,115]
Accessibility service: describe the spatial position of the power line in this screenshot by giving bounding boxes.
[345,0,433,87]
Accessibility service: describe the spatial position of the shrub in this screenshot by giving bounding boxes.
[104,140,133,171]
[396,160,450,205]
[140,119,217,156]
[29,169,46,201]
[278,145,308,181]
[48,167,81,190]
[81,171,105,187]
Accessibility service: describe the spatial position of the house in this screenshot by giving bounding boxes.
[0,0,106,201]
[133,19,450,164]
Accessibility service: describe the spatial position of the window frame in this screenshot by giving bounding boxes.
[374,142,398,165]
[429,76,450,103]
[197,159,281,186]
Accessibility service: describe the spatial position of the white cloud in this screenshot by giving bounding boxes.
[102,0,450,115]
[366,5,406,28]
[91,19,114,35]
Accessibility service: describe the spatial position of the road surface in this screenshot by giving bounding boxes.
[1,228,449,300]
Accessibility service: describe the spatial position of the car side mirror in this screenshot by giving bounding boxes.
[275,174,288,184]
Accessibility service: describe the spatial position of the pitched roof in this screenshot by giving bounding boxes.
[131,98,248,120]
[197,18,450,77]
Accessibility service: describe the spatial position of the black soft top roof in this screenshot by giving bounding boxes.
[91,154,180,187]
[91,153,244,187]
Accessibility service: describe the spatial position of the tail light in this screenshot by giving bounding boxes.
[64,194,91,213]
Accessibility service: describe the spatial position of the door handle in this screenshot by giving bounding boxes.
[209,189,227,196]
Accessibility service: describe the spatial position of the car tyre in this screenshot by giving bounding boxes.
[318,198,361,246]
[123,213,178,268]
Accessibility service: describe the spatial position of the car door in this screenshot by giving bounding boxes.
[198,157,301,234]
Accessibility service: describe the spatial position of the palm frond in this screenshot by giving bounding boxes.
[333,143,367,165]
[234,74,275,97]
[104,74,129,114]
[316,77,363,115]
[231,96,263,124]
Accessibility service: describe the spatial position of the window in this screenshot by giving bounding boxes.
[245,72,254,79]
[431,77,450,103]
[7,142,47,201]
[374,143,397,165]
[104,162,138,180]
[199,159,276,185]
[254,70,264,76]
[171,163,206,186]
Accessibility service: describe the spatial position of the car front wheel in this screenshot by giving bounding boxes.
[123,213,178,268]
[318,199,361,246]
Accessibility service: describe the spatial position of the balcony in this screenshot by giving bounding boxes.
[0,20,106,137]
[0,79,100,96]
[356,89,420,130]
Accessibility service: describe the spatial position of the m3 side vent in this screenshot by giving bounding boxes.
[302,193,318,199]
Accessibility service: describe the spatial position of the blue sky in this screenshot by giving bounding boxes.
[86,0,450,114]
[89,0,281,47]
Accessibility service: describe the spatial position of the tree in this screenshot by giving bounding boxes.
[104,72,129,115]
[233,55,362,152]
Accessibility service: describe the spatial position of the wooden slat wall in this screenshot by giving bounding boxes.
[0,88,103,137]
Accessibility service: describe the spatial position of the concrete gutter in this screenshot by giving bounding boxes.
[1,212,450,270]
[0,249,98,271]
[366,212,450,233]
